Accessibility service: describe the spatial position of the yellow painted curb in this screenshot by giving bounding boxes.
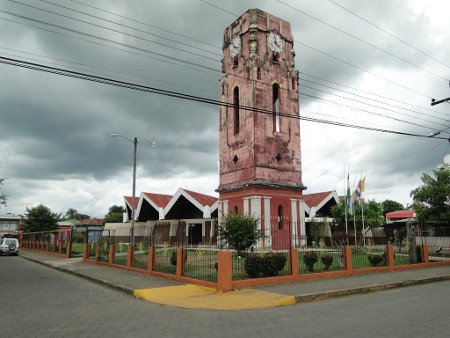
[133,284,296,310]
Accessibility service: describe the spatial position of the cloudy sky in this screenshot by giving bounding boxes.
[0,0,449,218]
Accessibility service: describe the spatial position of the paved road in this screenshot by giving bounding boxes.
[1,256,449,337]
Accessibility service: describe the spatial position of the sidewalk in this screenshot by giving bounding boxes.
[20,251,450,310]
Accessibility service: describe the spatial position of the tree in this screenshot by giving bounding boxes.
[64,208,90,221]
[331,199,384,243]
[22,204,59,232]
[221,213,262,256]
[381,199,404,215]
[0,178,7,208]
[103,205,125,224]
[308,218,328,245]
[410,169,450,225]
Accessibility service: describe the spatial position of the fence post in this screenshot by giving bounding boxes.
[290,248,299,276]
[127,245,133,268]
[95,243,100,261]
[83,243,88,260]
[217,251,232,292]
[58,241,62,254]
[66,242,71,258]
[176,248,183,277]
[344,246,353,271]
[148,246,155,272]
[109,244,114,266]
[421,244,429,263]
[386,245,395,267]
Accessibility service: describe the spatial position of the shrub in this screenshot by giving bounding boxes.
[244,253,287,278]
[304,251,318,272]
[170,250,186,266]
[320,254,333,270]
[222,213,262,256]
[368,254,383,266]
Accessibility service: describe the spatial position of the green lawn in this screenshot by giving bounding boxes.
[298,251,345,273]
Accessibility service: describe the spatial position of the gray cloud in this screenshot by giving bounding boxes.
[0,0,449,217]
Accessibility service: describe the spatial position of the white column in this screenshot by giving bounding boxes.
[223,200,229,217]
[202,220,206,237]
[299,200,307,246]
[250,196,262,248]
[243,197,250,215]
[290,199,298,248]
[263,197,272,248]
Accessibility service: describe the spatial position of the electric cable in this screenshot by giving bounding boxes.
[1,55,449,142]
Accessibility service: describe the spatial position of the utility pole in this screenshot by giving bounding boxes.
[431,82,450,106]
[431,97,450,106]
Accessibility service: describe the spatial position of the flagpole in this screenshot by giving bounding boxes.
[361,198,366,246]
[360,174,366,246]
[344,165,349,246]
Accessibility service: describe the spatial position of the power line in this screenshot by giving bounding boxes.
[0,47,216,95]
[300,91,443,134]
[67,0,221,50]
[0,10,220,72]
[3,5,447,132]
[300,72,450,118]
[33,0,222,57]
[326,0,450,70]
[198,0,239,17]
[195,0,436,99]
[296,40,433,99]
[1,55,449,142]
[6,1,221,62]
[300,77,450,124]
[301,83,450,132]
[275,0,450,82]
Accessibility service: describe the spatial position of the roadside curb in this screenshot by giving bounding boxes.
[21,254,450,308]
[20,254,134,295]
[294,275,450,303]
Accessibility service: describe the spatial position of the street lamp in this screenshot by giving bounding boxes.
[111,132,156,248]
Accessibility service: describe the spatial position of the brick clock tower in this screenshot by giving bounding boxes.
[217,9,306,249]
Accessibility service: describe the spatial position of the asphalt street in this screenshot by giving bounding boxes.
[1,256,449,337]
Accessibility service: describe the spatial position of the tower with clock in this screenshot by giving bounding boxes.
[217,9,306,249]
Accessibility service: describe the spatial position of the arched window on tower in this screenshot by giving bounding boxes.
[233,86,240,134]
[277,205,283,229]
[272,83,280,133]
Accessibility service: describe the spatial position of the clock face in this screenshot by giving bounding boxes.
[229,36,241,57]
[268,33,283,53]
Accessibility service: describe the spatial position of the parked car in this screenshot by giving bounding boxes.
[0,237,19,255]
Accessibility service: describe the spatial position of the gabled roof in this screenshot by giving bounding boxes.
[124,196,139,209]
[78,218,103,226]
[183,188,218,207]
[142,192,173,208]
[302,191,334,208]
[302,190,339,218]
[386,209,415,219]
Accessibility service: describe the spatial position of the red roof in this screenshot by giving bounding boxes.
[386,210,415,219]
[124,196,139,208]
[143,192,173,208]
[183,189,218,206]
[302,191,333,208]
[78,218,103,226]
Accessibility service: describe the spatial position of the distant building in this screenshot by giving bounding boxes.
[0,213,21,237]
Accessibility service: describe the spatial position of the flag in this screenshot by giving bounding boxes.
[345,173,351,215]
[356,176,366,207]
[349,191,356,216]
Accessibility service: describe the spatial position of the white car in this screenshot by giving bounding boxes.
[0,237,19,256]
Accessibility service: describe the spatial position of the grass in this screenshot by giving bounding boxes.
[298,251,344,273]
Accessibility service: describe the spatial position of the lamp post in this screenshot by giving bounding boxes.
[111,132,156,248]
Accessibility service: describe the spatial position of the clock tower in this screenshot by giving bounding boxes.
[217,9,306,249]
